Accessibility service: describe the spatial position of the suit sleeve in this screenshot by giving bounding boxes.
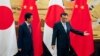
[69,24,84,36]
[52,24,58,45]
[17,25,23,49]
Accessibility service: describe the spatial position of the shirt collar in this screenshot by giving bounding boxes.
[61,20,66,25]
[25,21,30,26]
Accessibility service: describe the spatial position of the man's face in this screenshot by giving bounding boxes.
[27,16,33,23]
[61,15,68,23]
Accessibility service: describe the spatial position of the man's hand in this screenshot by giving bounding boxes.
[51,45,55,50]
[84,31,90,36]
[18,49,22,52]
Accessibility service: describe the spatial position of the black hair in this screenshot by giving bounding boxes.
[60,12,68,17]
[25,12,32,21]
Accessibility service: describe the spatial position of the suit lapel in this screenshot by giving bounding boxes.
[59,22,70,33]
[66,22,70,33]
[23,22,31,34]
[59,22,66,33]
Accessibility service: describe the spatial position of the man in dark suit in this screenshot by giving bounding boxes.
[51,13,89,56]
[18,13,33,56]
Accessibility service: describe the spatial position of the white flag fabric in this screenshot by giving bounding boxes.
[43,0,64,56]
[0,0,18,56]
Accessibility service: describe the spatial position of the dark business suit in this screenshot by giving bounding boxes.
[18,22,33,56]
[52,22,84,56]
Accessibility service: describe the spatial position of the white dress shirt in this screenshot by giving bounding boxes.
[25,21,31,33]
[61,21,67,32]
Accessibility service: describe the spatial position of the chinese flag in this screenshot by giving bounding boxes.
[70,0,94,56]
[18,0,43,56]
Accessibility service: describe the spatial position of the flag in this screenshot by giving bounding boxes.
[43,0,64,56]
[70,0,94,56]
[32,1,43,56]
[18,0,43,56]
[0,0,18,56]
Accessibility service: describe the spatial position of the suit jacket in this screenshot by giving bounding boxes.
[18,22,33,51]
[52,22,84,48]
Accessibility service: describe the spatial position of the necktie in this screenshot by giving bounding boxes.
[28,24,32,33]
[63,23,67,32]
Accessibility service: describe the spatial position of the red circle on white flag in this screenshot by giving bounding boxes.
[46,5,64,28]
[0,6,13,30]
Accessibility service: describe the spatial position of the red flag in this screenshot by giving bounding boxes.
[70,0,94,56]
[32,1,43,56]
[19,0,34,24]
[18,0,43,56]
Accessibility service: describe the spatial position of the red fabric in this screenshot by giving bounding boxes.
[46,5,64,27]
[32,3,43,56]
[70,0,94,56]
[18,0,43,56]
[0,6,13,30]
[18,0,35,24]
